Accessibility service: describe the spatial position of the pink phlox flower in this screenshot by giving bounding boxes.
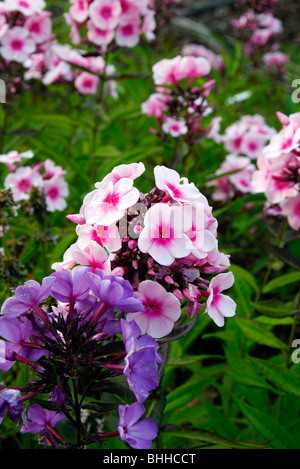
[154,165,200,203]
[126,280,181,338]
[4,166,43,202]
[88,0,122,31]
[205,272,236,327]
[76,222,121,253]
[1,26,36,64]
[138,203,193,266]
[85,178,140,226]
[43,175,69,212]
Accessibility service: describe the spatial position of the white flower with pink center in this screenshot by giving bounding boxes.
[101,162,145,185]
[88,0,122,31]
[263,123,300,159]
[162,117,188,138]
[74,72,99,95]
[4,0,46,16]
[141,93,168,119]
[281,196,300,231]
[138,203,193,266]
[205,272,236,327]
[87,20,115,46]
[71,240,111,272]
[69,0,89,23]
[126,280,181,338]
[43,176,69,212]
[4,166,42,202]
[25,12,52,44]
[76,223,122,253]
[0,150,34,166]
[1,27,36,64]
[115,19,140,48]
[154,165,200,203]
[85,178,140,226]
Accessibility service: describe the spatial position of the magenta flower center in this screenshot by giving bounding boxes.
[122,24,134,36]
[11,39,24,51]
[100,6,112,18]
[17,178,32,192]
[47,187,59,200]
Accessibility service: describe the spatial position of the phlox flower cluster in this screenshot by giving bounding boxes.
[0,0,53,97]
[25,41,118,98]
[207,114,275,201]
[0,269,159,449]
[57,162,236,332]
[66,0,156,50]
[0,163,236,449]
[1,150,69,213]
[141,55,215,142]
[231,4,288,71]
[251,112,300,230]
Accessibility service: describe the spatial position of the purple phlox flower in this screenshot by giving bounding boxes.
[122,320,162,403]
[50,267,92,305]
[0,276,54,319]
[118,401,158,449]
[0,388,25,426]
[121,319,163,363]
[21,404,65,436]
[88,270,144,313]
[0,316,48,371]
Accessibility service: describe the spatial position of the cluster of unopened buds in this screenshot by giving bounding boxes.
[1,149,69,213]
[0,163,236,448]
[66,0,156,50]
[252,111,300,230]
[207,114,275,201]
[142,55,215,142]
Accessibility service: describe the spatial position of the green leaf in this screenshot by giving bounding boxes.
[232,397,299,449]
[251,299,300,318]
[250,358,300,398]
[230,264,259,294]
[162,426,267,449]
[235,317,287,350]
[19,239,39,264]
[262,271,300,293]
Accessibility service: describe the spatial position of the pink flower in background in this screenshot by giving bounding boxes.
[162,117,188,138]
[85,178,140,226]
[87,20,115,46]
[4,0,46,16]
[25,12,52,44]
[1,27,35,63]
[4,166,42,202]
[74,72,99,95]
[43,176,69,213]
[115,19,140,48]
[263,51,289,73]
[69,0,89,23]
[89,0,122,30]
[205,272,236,327]
[141,94,168,119]
[182,43,224,72]
[126,280,181,338]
